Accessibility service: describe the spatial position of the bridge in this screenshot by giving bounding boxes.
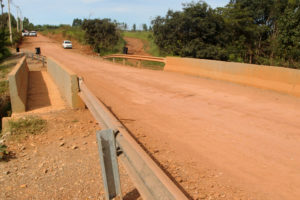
[5,34,300,200]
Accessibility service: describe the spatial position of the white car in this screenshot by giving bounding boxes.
[62,40,72,49]
[29,31,37,37]
[22,31,29,37]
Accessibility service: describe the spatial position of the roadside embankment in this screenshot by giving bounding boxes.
[47,57,84,109]
[165,57,300,97]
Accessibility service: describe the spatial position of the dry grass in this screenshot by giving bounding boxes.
[7,116,47,141]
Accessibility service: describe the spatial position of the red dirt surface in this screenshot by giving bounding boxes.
[0,109,140,200]
[20,35,300,200]
[124,37,150,55]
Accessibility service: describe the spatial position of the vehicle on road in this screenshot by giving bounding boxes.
[29,31,37,37]
[62,40,72,49]
[22,30,29,37]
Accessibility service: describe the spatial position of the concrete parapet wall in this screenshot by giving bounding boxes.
[165,57,300,97]
[47,57,84,109]
[8,56,29,113]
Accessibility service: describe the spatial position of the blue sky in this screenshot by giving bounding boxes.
[5,0,229,28]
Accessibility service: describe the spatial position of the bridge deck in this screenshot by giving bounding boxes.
[20,35,300,200]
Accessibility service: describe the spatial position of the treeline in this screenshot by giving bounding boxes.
[152,0,300,68]
[0,13,31,61]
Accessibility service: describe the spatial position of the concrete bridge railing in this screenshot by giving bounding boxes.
[8,56,29,113]
[164,57,300,97]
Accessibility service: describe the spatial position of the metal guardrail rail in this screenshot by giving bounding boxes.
[78,78,188,200]
[103,54,166,64]
[24,51,47,67]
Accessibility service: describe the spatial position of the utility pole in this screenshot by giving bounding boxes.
[18,6,22,31]
[7,0,12,43]
[0,0,4,28]
[0,0,4,15]
[16,7,19,32]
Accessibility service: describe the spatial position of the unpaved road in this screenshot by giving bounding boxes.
[21,35,300,200]
[124,37,149,55]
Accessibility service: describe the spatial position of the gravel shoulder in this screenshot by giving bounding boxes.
[0,109,140,200]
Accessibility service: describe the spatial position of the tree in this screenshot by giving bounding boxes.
[276,1,300,68]
[82,18,120,54]
[23,17,34,30]
[0,13,16,28]
[0,28,10,61]
[72,18,82,27]
[132,24,136,31]
[142,24,148,31]
[152,2,228,59]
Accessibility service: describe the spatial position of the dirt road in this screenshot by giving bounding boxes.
[21,35,300,200]
[124,37,149,55]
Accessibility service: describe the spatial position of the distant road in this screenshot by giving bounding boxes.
[21,35,300,200]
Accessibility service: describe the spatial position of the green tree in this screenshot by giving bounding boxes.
[0,28,10,61]
[0,13,16,28]
[72,18,83,27]
[82,18,120,54]
[142,24,148,31]
[276,1,300,68]
[132,24,136,31]
[23,17,34,31]
[152,2,228,59]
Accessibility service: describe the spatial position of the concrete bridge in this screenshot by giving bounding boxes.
[6,34,300,200]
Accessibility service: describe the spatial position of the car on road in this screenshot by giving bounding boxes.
[22,30,29,37]
[29,31,37,37]
[62,40,72,49]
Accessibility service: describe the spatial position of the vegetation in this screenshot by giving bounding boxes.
[41,25,86,44]
[0,29,11,61]
[0,13,22,50]
[8,116,46,139]
[82,19,124,55]
[152,0,300,68]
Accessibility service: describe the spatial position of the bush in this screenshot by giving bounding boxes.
[82,19,121,54]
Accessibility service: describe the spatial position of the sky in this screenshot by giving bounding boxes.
[4,0,229,28]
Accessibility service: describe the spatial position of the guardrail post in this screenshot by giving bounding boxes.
[137,60,141,68]
[122,58,125,65]
[96,129,122,200]
[113,58,115,63]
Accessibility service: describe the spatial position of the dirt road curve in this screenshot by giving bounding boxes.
[21,35,300,200]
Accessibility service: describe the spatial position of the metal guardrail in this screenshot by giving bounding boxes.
[103,54,166,67]
[24,52,47,67]
[78,78,188,200]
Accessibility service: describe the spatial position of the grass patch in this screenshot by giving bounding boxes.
[7,116,47,141]
[141,60,165,70]
[122,31,161,57]
[105,58,165,70]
